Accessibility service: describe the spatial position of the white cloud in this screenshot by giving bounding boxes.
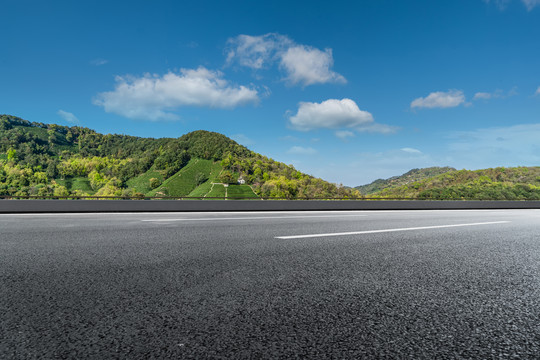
[411,90,465,109]
[287,146,318,155]
[280,46,346,86]
[473,88,516,100]
[93,67,259,121]
[226,33,291,69]
[226,33,345,86]
[534,86,540,96]
[90,58,108,66]
[289,99,373,131]
[473,92,493,100]
[401,147,422,154]
[522,0,540,10]
[335,130,355,139]
[57,110,79,124]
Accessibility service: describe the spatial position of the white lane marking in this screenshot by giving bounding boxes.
[275,221,511,239]
[141,214,368,222]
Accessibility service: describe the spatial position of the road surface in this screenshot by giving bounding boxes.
[2,210,540,358]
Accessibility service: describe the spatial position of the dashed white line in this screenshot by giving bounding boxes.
[275,221,511,239]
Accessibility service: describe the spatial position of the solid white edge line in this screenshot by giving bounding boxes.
[275,221,511,239]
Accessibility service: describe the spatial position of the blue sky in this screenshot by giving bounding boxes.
[2,0,540,186]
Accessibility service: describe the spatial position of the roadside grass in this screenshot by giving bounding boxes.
[148,159,217,197]
[227,185,258,199]
[126,169,165,194]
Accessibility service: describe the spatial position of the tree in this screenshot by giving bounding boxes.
[149,177,161,189]
[219,170,235,184]
[46,161,58,179]
[7,148,16,162]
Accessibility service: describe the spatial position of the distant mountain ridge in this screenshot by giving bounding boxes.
[0,114,357,199]
[355,167,456,195]
[357,166,540,200]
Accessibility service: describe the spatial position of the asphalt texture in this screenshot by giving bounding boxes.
[1,209,540,359]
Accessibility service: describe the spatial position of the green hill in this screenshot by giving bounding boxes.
[367,167,540,200]
[0,114,357,199]
[356,167,456,195]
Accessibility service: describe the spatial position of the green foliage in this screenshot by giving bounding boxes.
[227,185,258,199]
[54,177,94,195]
[194,172,208,185]
[0,114,362,199]
[187,162,223,197]
[369,166,540,200]
[149,177,161,189]
[205,183,227,198]
[7,148,17,162]
[178,130,250,160]
[148,159,216,197]
[126,169,165,194]
[356,167,456,195]
[219,170,236,184]
[188,180,214,197]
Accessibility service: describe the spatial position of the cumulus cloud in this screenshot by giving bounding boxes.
[411,90,465,109]
[280,46,346,86]
[226,33,345,86]
[401,147,422,154]
[289,99,373,131]
[226,33,291,69]
[93,67,259,121]
[534,86,540,96]
[287,146,318,155]
[57,110,79,124]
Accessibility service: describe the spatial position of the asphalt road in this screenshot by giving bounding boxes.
[1,210,540,359]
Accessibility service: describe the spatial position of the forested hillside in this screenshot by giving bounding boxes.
[0,115,357,199]
[355,167,456,195]
[368,167,540,200]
